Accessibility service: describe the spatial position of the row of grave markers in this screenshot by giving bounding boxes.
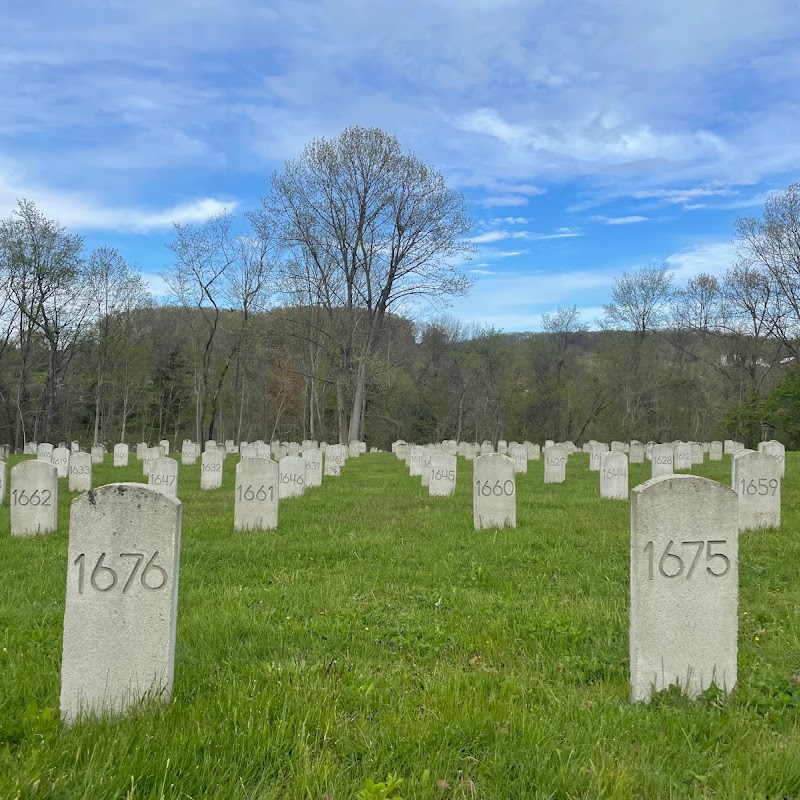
[51,440,774,723]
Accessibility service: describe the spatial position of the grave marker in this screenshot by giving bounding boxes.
[758,440,785,479]
[200,449,224,490]
[148,457,178,497]
[51,446,71,479]
[543,445,567,484]
[630,475,737,702]
[600,451,628,499]
[510,443,528,474]
[60,483,181,724]
[279,455,306,498]
[733,451,781,531]
[68,452,92,492]
[589,442,607,472]
[672,442,692,471]
[303,448,323,488]
[181,441,198,466]
[473,453,516,530]
[651,444,674,478]
[235,457,279,531]
[709,441,723,461]
[429,452,456,497]
[113,443,129,467]
[10,460,58,536]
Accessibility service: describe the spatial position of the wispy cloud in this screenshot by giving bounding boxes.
[466,227,581,244]
[592,215,648,225]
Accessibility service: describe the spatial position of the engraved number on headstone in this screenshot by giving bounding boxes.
[545,457,566,466]
[151,474,176,486]
[432,469,455,481]
[738,478,779,496]
[474,479,515,496]
[654,456,672,464]
[643,539,730,580]
[12,489,53,506]
[280,473,304,484]
[236,484,273,501]
[202,463,222,472]
[73,551,168,594]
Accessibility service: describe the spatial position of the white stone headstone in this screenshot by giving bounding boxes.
[142,446,161,477]
[630,474,737,703]
[255,442,271,460]
[303,449,323,488]
[629,442,645,464]
[51,446,70,479]
[113,443,129,467]
[673,442,692,471]
[600,451,628,499]
[429,452,456,497]
[181,441,198,466]
[200,448,224,490]
[37,442,54,462]
[68,452,92,492]
[543,445,567,484]
[526,442,540,461]
[158,439,169,455]
[136,442,147,460]
[10,460,58,536]
[148,457,178,497]
[0,460,6,505]
[651,444,674,478]
[279,455,306,498]
[509,443,528,474]
[324,444,345,477]
[70,441,80,453]
[733,451,781,531]
[473,453,516,530]
[235,457,279,531]
[204,440,216,453]
[409,445,425,477]
[611,440,626,453]
[709,441,723,461]
[589,442,607,472]
[731,449,755,487]
[690,442,704,466]
[758,440,785,479]
[60,483,181,724]
[89,444,104,464]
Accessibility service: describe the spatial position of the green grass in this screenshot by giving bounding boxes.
[1,451,799,799]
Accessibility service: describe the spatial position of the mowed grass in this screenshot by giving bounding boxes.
[1,451,800,799]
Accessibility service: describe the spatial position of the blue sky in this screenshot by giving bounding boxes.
[2,0,799,331]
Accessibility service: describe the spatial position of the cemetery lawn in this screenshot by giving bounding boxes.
[1,454,800,799]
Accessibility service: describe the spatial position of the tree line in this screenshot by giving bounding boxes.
[1,127,798,450]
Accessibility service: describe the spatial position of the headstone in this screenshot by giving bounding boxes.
[429,452,456,497]
[113,443,129,467]
[543,445,567,484]
[497,439,508,455]
[544,439,555,449]
[758,440,785,479]
[157,439,169,455]
[89,444,104,465]
[589,442,607,472]
[630,475,737,702]
[142,446,160,477]
[225,440,236,454]
[420,447,434,488]
[136,442,147,460]
[672,442,692,471]
[148,457,178,497]
[0,460,6,505]
[255,442,271,460]
[611,441,626,452]
[60,483,181,724]
[733,451,781,531]
[51,446,71,479]
[24,441,37,455]
[473,453,516,530]
[723,439,736,455]
[709,441,723,462]
[509,443,528,474]
[10,460,58,536]
[690,442,704,466]
[324,444,345,477]
[204,440,216,453]
[731,449,755,487]
[70,441,80,453]
[234,457,279,531]
[180,441,197,465]
[409,446,425,477]
[651,444,674,478]
[240,443,258,460]
[303,449,323,488]
[629,442,645,464]
[525,442,540,461]
[68,452,92,492]
[599,451,628,499]
[37,442,54,462]
[200,448,224,490]
[279,455,306,498]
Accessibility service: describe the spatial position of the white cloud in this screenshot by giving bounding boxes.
[665,241,737,282]
[592,215,648,225]
[478,195,530,207]
[467,227,581,244]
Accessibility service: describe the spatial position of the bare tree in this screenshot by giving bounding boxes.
[163,211,275,443]
[0,200,87,442]
[602,262,674,336]
[262,126,474,443]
